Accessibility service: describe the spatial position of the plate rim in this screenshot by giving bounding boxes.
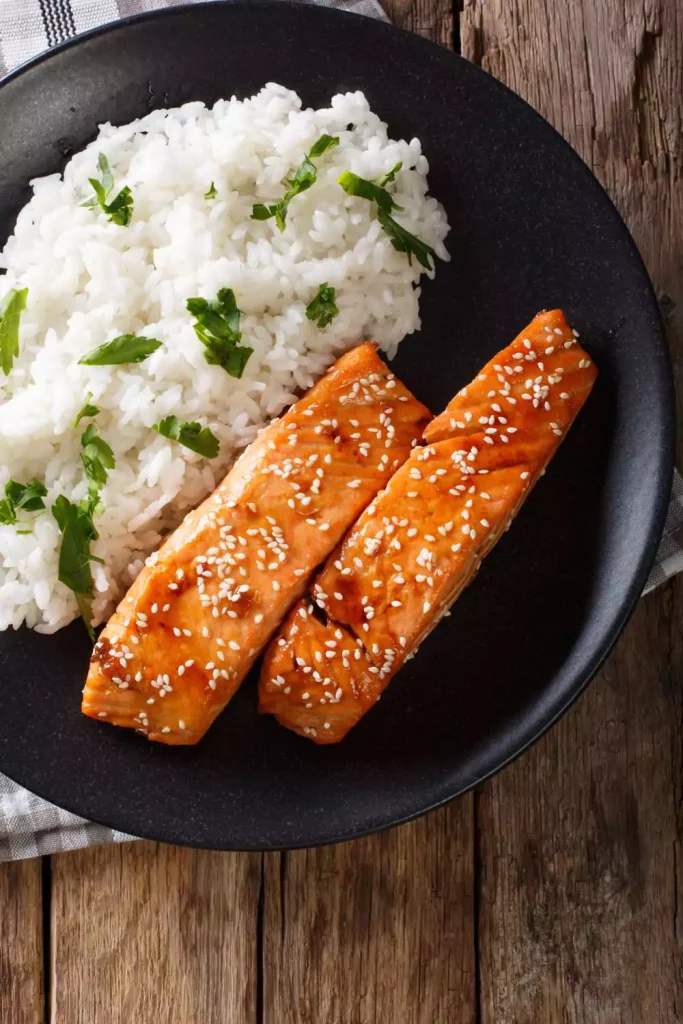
[0,0,675,850]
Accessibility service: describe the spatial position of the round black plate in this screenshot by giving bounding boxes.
[0,2,674,849]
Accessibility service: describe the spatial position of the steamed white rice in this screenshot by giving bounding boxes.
[0,83,449,633]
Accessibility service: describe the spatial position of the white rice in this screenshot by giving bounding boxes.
[0,83,449,633]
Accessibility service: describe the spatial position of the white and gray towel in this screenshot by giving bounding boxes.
[0,0,680,861]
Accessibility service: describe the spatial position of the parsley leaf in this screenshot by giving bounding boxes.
[205,182,218,200]
[306,283,339,329]
[187,288,253,378]
[82,153,134,226]
[308,134,340,159]
[337,170,398,212]
[252,133,339,231]
[338,167,436,271]
[78,334,162,366]
[73,394,100,427]
[0,287,28,376]
[379,161,403,186]
[376,207,437,271]
[80,424,115,509]
[52,495,100,639]
[104,188,134,226]
[0,478,47,526]
[154,416,219,459]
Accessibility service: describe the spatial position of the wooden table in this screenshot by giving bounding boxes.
[3,1,682,1020]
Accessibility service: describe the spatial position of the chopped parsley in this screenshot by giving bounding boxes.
[154,416,219,459]
[337,170,397,211]
[306,283,339,329]
[379,161,403,186]
[338,167,436,271]
[205,182,218,200]
[52,495,101,639]
[80,424,115,511]
[73,394,100,427]
[78,334,162,366]
[0,478,47,526]
[252,133,339,231]
[0,287,28,376]
[187,288,252,379]
[82,153,134,227]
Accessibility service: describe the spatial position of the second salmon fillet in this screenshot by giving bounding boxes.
[259,310,598,742]
[82,343,431,744]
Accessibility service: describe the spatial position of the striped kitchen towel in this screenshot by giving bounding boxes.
[0,0,386,76]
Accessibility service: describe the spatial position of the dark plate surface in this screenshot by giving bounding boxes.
[0,1,674,849]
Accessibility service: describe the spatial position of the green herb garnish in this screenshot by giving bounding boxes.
[187,288,252,379]
[154,416,219,459]
[379,161,403,186]
[73,394,100,428]
[80,423,115,509]
[306,283,339,329]
[79,334,161,366]
[52,495,100,639]
[338,167,436,271]
[82,153,134,227]
[205,182,218,200]
[337,170,397,212]
[0,478,47,526]
[252,133,339,231]
[376,208,436,271]
[0,288,28,376]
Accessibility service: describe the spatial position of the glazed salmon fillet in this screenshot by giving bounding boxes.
[82,343,431,744]
[259,310,598,742]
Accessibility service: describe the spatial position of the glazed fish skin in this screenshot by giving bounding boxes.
[259,309,598,743]
[82,343,431,745]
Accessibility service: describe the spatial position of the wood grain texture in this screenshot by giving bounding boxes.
[263,802,475,1024]
[461,0,683,1019]
[0,859,43,1024]
[382,0,453,47]
[50,841,261,1024]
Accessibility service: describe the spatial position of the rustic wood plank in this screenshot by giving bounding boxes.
[0,858,43,1024]
[461,0,683,1019]
[382,0,453,48]
[263,801,475,1024]
[50,841,261,1024]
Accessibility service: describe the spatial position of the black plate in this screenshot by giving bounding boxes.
[0,2,674,849]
